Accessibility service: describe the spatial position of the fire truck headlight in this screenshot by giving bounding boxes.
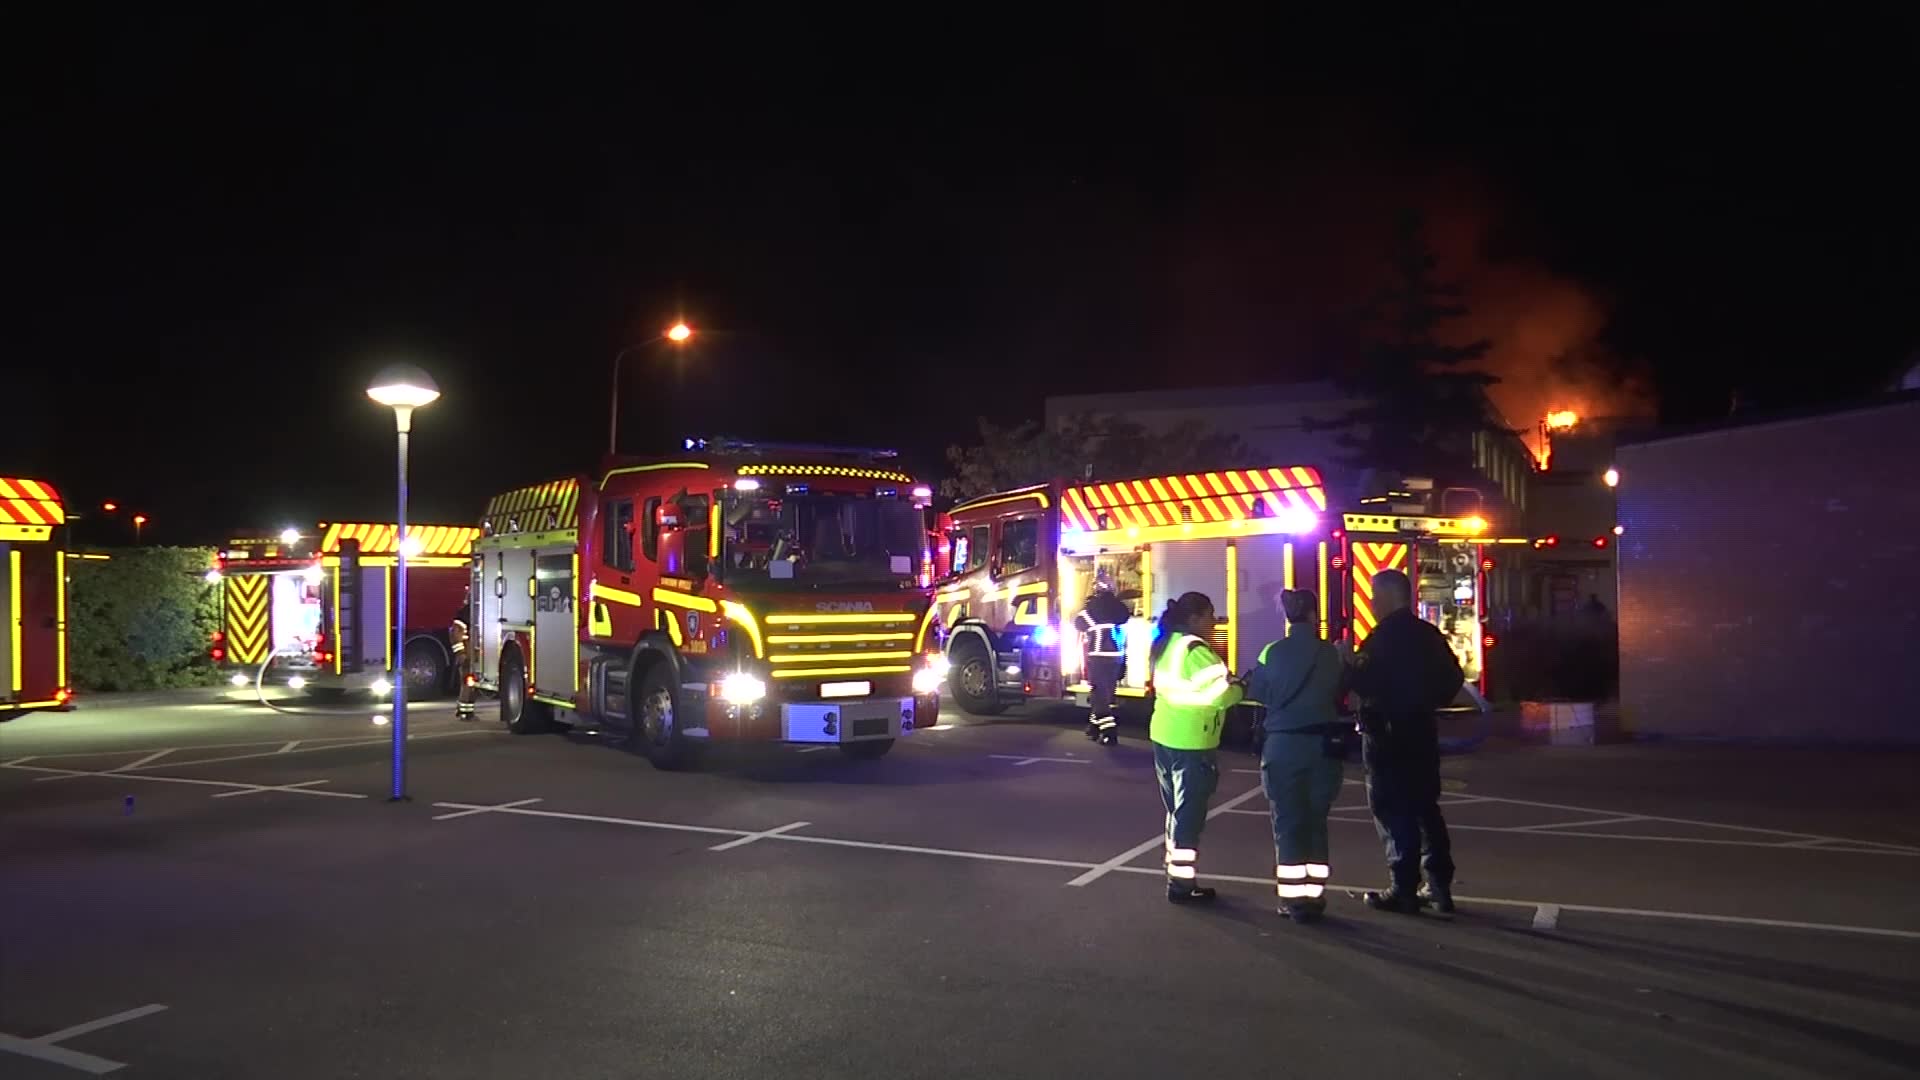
[719,672,767,705]
[371,677,393,697]
[287,676,307,690]
[204,569,223,585]
[1031,623,1057,647]
[923,652,950,678]
[912,666,944,695]
[229,673,249,688]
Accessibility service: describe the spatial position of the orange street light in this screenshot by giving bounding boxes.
[133,513,148,544]
[609,322,698,454]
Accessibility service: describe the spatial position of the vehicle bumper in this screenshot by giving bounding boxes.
[698,693,929,743]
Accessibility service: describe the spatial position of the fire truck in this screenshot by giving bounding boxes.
[470,440,944,768]
[934,467,1509,720]
[1,476,72,719]
[212,521,479,698]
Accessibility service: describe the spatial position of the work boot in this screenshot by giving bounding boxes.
[1167,884,1218,905]
[1363,890,1421,915]
[1084,721,1100,741]
[1418,882,1456,917]
[1098,730,1118,747]
[1279,901,1322,923]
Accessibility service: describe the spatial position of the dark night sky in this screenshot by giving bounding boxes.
[11,9,1918,544]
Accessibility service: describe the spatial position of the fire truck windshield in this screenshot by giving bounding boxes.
[722,491,923,589]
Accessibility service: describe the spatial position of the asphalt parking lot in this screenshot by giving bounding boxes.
[4,693,1919,1078]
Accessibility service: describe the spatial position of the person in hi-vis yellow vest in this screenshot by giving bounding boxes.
[1149,591,1244,904]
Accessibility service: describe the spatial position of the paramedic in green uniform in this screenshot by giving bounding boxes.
[1149,591,1245,904]
[1248,589,1347,922]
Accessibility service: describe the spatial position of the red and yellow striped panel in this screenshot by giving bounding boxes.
[0,477,65,526]
[1058,466,1325,532]
[318,522,482,556]
[483,478,582,532]
[1348,541,1409,645]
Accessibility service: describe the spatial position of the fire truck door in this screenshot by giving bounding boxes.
[532,551,575,695]
[4,544,60,700]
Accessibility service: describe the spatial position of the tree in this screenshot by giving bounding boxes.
[68,547,224,691]
[940,413,1256,501]
[1311,209,1506,481]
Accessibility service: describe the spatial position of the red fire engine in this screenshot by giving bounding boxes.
[212,521,479,698]
[470,440,944,768]
[1,476,72,718]
[935,467,1508,719]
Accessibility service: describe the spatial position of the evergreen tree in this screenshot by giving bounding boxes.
[1312,210,1505,481]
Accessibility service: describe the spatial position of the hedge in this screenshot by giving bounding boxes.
[68,547,224,692]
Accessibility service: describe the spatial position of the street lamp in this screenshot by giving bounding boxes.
[279,527,301,546]
[608,322,696,455]
[132,513,148,543]
[366,362,440,802]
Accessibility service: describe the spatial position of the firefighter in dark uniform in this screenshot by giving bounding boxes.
[1347,568,1465,915]
[1077,571,1131,746]
[452,585,477,720]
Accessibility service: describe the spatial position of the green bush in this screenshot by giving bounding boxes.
[68,547,224,691]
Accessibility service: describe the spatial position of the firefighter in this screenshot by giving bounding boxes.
[452,585,477,720]
[1248,588,1346,922]
[1348,568,1465,916]
[1149,591,1245,904]
[1076,570,1131,745]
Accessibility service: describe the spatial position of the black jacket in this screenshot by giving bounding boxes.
[1077,592,1132,655]
[1348,609,1464,759]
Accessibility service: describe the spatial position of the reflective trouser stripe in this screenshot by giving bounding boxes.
[1092,715,1117,729]
[1279,864,1325,899]
[1167,838,1198,879]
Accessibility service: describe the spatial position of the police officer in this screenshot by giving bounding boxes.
[452,585,477,720]
[1348,568,1465,915]
[1076,571,1131,745]
[1248,589,1346,922]
[1149,591,1245,904]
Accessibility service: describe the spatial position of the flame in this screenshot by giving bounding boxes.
[1544,410,1580,430]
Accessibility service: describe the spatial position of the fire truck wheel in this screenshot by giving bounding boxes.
[947,639,1005,717]
[838,739,894,760]
[632,662,691,770]
[499,650,552,735]
[402,639,448,698]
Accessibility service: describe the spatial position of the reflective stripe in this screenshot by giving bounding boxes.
[1093,716,1118,729]
[1306,863,1330,880]
[1277,882,1318,899]
[1166,846,1197,862]
[1167,864,1197,879]
[1300,882,1325,899]
[1277,864,1308,881]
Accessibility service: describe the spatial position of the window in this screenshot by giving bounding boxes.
[948,530,971,574]
[996,518,1040,577]
[641,497,661,562]
[602,499,635,572]
[968,526,990,575]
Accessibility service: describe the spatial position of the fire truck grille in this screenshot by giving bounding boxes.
[760,613,921,682]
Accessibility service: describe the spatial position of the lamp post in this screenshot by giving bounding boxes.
[608,322,695,455]
[366,363,441,802]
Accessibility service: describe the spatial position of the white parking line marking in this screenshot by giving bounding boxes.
[0,1002,166,1075]
[115,749,174,771]
[37,1004,169,1044]
[211,780,337,799]
[1067,784,1269,887]
[990,754,1090,767]
[428,802,744,837]
[1533,904,1562,930]
[4,761,366,799]
[797,746,832,753]
[277,741,301,754]
[1514,815,1648,832]
[419,796,1920,941]
[432,797,544,821]
[154,728,489,770]
[2,756,37,766]
[710,821,811,851]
